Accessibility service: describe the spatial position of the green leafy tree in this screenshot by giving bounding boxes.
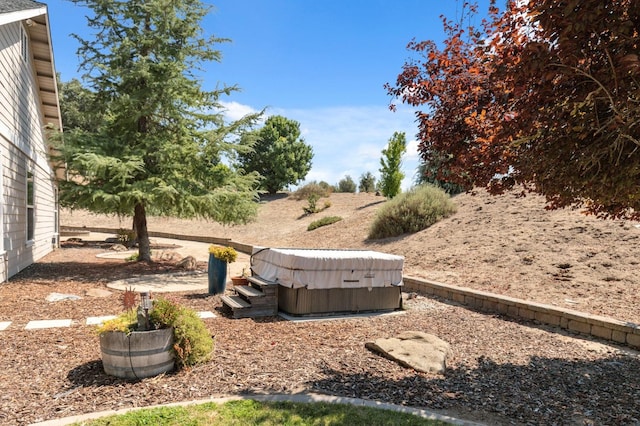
[54,0,262,261]
[238,115,313,194]
[336,175,357,193]
[58,77,103,132]
[358,171,376,193]
[379,132,407,198]
[415,153,463,195]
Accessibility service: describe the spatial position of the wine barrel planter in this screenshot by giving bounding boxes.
[100,328,175,379]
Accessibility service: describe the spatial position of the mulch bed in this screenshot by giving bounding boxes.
[0,243,639,425]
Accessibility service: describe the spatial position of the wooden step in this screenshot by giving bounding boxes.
[235,285,264,298]
[222,278,279,319]
[220,295,250,309]
[233,306,278,319]
[247,275,278,287]
[242,297,277,308]
[246,276,279,297]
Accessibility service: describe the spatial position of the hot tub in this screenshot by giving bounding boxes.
[250,247,404,315]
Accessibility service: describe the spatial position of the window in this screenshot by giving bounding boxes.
[27,169,34,241]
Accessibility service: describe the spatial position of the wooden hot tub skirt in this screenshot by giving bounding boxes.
[278,285,402,316]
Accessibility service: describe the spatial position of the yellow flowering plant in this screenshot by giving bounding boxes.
[208,245,238,263]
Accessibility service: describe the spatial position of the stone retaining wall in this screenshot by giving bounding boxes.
[403,277,640,350]
[61,226,640,350]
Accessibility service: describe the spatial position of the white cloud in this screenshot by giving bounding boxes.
[219,101,260,122]
[406,138,420,159]
[222,102,422,190]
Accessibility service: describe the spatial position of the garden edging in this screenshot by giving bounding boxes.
[403,277,640,350]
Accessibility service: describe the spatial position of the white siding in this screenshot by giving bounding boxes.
[0,20,57,280]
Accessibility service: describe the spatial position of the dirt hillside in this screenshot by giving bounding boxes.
[61,189,640,323]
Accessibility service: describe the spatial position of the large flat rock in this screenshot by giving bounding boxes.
[365,331,451,374]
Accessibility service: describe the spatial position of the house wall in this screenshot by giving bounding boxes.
[0,20,57,281]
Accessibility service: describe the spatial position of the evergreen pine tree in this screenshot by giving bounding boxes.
[55,0,262,261]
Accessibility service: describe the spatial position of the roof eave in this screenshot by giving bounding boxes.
[0,6,47,26]
[37,11,62,131]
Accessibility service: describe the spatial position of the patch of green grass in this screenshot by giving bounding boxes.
[73,399,449,425]
[307,216,343,231]
[368,184,457,239]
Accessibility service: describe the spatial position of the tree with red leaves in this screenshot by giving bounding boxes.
[388,0,640,220]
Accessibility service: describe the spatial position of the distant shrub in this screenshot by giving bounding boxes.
[308,216,343,231]
[336,175,357,193]
[293,182,332,200]
[303,194,320,215]
[318,181,333,192]
[359,171,376,193]
[368,185,457,239]
[303,194,332,215]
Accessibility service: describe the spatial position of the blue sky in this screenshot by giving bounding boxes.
[45,0,494,190]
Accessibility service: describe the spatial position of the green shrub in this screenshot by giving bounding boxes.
[151,298,214,368]
[308,216,343,231]
[95,292,213,371]
[359,171,377,193]
[336,175,357,193]
[368,185,457,239]
[95,312,136,335]
[292,181,332,200]
[303,193,320,215]
[318,181,333,192]
[116,228,137,247]
[302,194,332,215]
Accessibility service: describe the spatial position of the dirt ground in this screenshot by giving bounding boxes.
[62,188,640,324]
[0,189,638,425]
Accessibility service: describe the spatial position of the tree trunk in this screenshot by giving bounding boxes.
[133,202,152,262]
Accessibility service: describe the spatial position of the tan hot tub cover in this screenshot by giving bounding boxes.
[250,247,404,290]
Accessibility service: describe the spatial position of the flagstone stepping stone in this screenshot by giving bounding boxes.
[46,293,82,302]
[86,315,117,325]
[85,288,113,298]
[25,319,72,330]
